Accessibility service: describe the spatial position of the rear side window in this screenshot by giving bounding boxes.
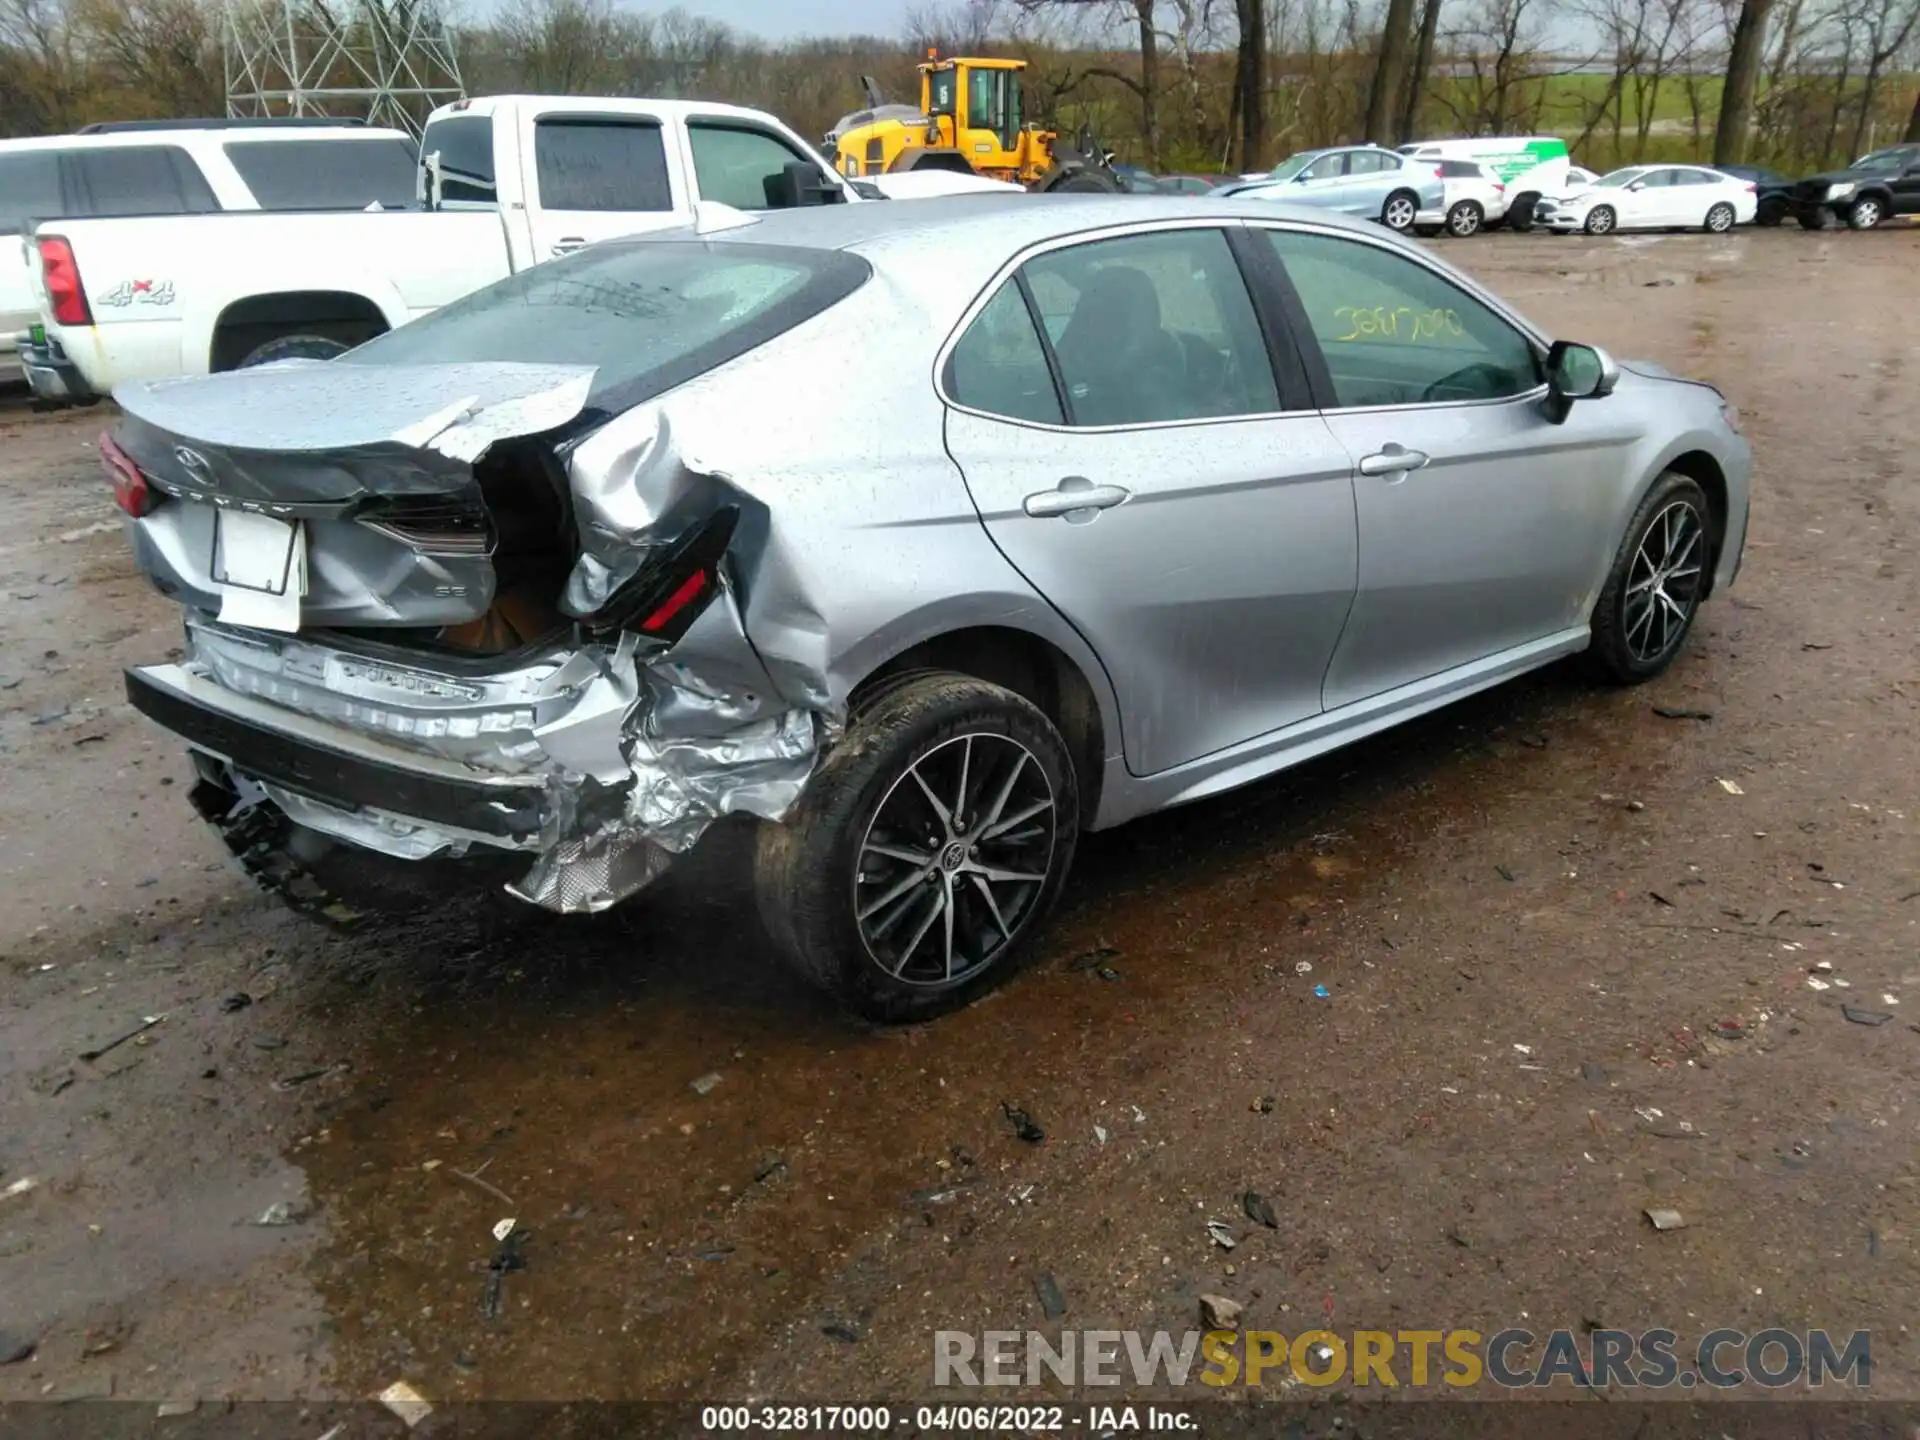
[224,137,418,210]
[340,240,868,413]
[535,119,672,212]
[1438,161,1483,178]
[946,283,1062,425]
[421,115,495,204]
[688,123,815,210]
[71,146,217,217]
[0,151,62,235]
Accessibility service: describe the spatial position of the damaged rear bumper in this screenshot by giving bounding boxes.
[136,617,820,915]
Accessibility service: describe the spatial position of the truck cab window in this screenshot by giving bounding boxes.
[688,124,818,210]
[0,152,61,235]
[534,118,672,212]
[421,115,495,205]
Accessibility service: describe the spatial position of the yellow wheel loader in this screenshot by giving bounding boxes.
[825,54,1121,193]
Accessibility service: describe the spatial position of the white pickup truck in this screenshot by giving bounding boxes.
[19,94,1015,403]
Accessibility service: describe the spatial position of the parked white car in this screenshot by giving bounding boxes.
[1416,158,1509,236]
[1533,165,1759,235]
[17,95,1011,403]
[2,120,415,377]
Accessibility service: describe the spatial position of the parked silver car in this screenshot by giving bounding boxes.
[1217,145,1446,232]
[109,195,1749,1020]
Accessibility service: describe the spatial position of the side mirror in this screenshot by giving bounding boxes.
[1544,340,1619,423]
[420,149,443,210]
[765,160,847,208]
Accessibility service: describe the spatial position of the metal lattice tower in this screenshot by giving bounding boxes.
[224,0,466,140]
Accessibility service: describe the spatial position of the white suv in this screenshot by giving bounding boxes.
[4,119,417,374]
[1416,159,1510,236]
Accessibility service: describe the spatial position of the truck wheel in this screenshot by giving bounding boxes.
[1845,196,1883,230]
[1755,197,1786,226]
[1038,165,1121,193]
[1797,209,1831,230]
[238,334,350,368]
[1505,193,1538,232]
[754,672,1079,1023]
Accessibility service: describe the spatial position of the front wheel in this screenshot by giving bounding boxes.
[1588,473,1712,684]
[1846,196,1883,230]
[1504,193,1538,232]
[755,673,1079,1022]
[1755,197,1786,226]
[1797,209,1830,230]
[1381,190,1419,232]
[1445,199,1484,237]
[1704,202,1736,233]
[1583,205,1617,236]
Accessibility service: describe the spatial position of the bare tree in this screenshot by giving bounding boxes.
[1362,0,1418,140]
[1714,0,1776,161]
[1396,0,1444,140]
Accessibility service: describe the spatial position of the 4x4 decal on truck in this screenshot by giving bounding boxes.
[98,278,177,308]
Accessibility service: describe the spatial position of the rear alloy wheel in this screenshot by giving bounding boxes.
[1704,202,1736,233]
[1846,196,1883,230]
[755,673,1078,1022]
[1583,205,1617,236]
[1381,190,1419,232]
[1588,473,1712,683]
[1445,199,1484,237]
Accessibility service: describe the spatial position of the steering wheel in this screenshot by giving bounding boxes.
[1419,362,1513,404]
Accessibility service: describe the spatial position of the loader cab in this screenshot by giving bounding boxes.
[921,56,1026,164]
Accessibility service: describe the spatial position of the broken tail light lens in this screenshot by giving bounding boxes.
[588,506,739,645]
[100,433,151,517]
[37,237,92,328]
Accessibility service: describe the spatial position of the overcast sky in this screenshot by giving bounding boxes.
[694,0,919,39]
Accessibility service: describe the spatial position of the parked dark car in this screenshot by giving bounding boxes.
[1715,163,1792,226]
[1785,144,1920,230]
[1109,163,1161,193]
[1157,173,1222,195]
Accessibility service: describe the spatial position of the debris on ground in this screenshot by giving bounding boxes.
[272,1064,346,1092]
[1841,1006,1893,1027]
[821,1322,860,1344]
[1653,706,1713,721]
[250,1036,286,1051]
[1312,984,1331,999]
[1295,960,1313,975]
[0,1332,35,1364]
[2,1176,41,1203]
[1251,1095,1276,1114]
[1066,946,1119,972]
[253,1199,311,1227]
[1518,733,1548,749]
[690,1072,723,1096]
[78,1013,165,1062]
[482,1224,528,1321]
[1581,1063,1609,1085]
[376,1380,433,1428]
[1644,1208,1688,1232]
[1034,1272,1067,1319]
[1093,1125,1108,1146]
[1199,1294,1243,1330]
[82,1317,130,1356]
[1717,778,1745,795]
[1096,965,1121,982]
[1001,1101,1044,1144]
[218,993,252,1013]
[752,1154,788,1183]
[1206,1219,1237,1250]
[155,1400,199,1418]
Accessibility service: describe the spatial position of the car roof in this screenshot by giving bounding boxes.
[0,126,410,154]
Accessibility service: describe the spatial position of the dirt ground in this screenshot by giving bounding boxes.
[1,225,1917,1427]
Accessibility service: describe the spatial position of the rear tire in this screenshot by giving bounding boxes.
[1588,473,1712,684]
[1380,189,1419,232]
[1038,164,1121,194]
[754,673,1079,1022]
[1583,204,1617,236]
[1755,197,1786,226]
[1704,202,1736,233]
[1797,210,1831,230]
[237,333,350,368]
[1445,199,1484,237]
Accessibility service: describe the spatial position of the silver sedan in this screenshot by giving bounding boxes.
[110,194,1750,1020]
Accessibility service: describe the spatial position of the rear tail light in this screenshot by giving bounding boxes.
[37,236,92,328]
[1744,183,1757,192]
[100,432,151,517]
[1493,182,1506,193]
[588,506,739,644]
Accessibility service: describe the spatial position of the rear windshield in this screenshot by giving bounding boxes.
[1438,160,1483,177]
[339,240,870,413]
[224,136,419,210]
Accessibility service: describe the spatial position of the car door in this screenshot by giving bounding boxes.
[941,223,1359,777]
[1890,151,1920,213]
[1343,149,1395,215]
[1256,224,1633,710]
[1289,151,1352,210]
[518,110,685,261]
[1639,168,1693,226]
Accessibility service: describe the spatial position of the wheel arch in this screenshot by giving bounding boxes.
[1649,447,1730,598]
[848,624,1112,829]
[199,285,404,372]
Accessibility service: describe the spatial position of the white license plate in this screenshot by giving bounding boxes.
[212,511,301,595]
